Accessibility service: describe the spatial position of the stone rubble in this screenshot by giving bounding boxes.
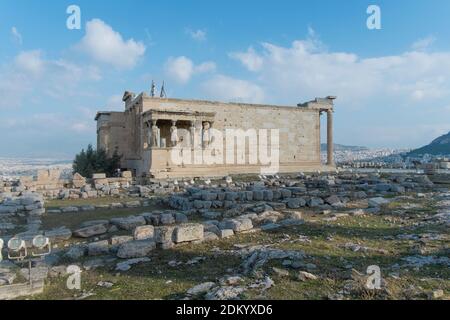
[115,257,151,271]
[116,240,156,259]
[1,171,447,299]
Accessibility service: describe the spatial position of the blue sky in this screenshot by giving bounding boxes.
[1,0,450,158]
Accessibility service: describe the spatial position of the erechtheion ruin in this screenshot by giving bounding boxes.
[95,92,336,178]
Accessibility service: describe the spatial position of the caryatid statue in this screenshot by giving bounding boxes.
[170,120,179,147]
[189,121,196,148]
[147,121,154,145]
[151,120,160,147]
[202,122,212,148]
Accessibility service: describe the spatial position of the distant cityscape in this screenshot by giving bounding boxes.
[0,157,72,180]
[320,131,450,170]
[1,133,448,179]
[320,145,410,167]
[1,146,448,180]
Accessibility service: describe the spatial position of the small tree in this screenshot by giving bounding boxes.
[107,148,122,176]
[73,148,89,177]
[72,144,122,178]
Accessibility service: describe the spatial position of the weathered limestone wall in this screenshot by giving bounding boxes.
[97,94,330,178]
[142,98,320,164]
[440,161,450,169]
[12,169,69,193]
[1,171,134,200]
[96,112,128,157]
[0,192,45,217]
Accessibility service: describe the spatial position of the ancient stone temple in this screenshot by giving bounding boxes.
[95,91,336,178]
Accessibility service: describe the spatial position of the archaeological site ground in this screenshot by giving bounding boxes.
[1,170,448,301]
[0,1,449,310]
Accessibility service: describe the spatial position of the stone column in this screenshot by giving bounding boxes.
[147,122,152,146]
[327,110,334,166]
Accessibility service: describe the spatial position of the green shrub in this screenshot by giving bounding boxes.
[72,144,122,178]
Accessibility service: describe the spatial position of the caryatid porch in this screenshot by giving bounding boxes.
[142,109,216,149]
[141,109,217,175]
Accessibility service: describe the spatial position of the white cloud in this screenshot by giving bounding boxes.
[225,33,450,147]
[201,75,265,103]
[0,65,35,108]
[0,50,102,109]
[165,56,194,84]
[165,56,216,84]
[412,36,435,51]
[0,22,144,155]
[411,89,425,101]
[106,94,124,111]
[77,19,146,69]
[0,50,46,108]
[229,38,450,107]
[70,121,93,133]
[230,26,323,74]
[186,28,207,41]
[11,27,22,44]
[1,112,94,134]
[15,50,44,76]
[195,61,216,74]
[229,47,263,72]
[77,106,96,119]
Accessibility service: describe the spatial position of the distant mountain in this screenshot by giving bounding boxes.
[408,131,450,156]
[320,143,369,152]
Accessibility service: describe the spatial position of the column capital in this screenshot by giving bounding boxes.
[320,108,334,114]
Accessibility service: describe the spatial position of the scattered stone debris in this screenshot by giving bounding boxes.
[219,275,244,286]
[187,282,216,296]
[429,289,444,299]
[205,286,246,300]
[115,257,151,271]
[97,281,114,288]
[241,247,306,275]
[272,267,289,277]
[402,255,450,268]
[1,170,448,300]
[248,276,274,291]
[117,240,156,259]
[297,271,318,281]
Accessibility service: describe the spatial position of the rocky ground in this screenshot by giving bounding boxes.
[0,172,448,300]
